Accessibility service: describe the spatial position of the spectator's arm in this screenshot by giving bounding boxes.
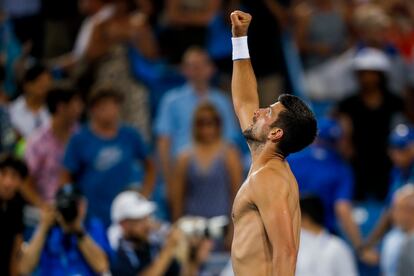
[364,210,392,248]
[10,234,23,276]
[19,177,44,208]
[130,15,159,59]
[337,114,354,159]
[335,200,362,249]
[140,157,156,198]
[140,227,182,276]
[77,234,110,274]
[171,152,190,222]
[19,208,55,275]
[59,169,73,186]
[157,136,173,199]
[230,11,259,132]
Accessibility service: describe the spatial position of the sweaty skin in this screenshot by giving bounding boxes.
[230,11,300,275]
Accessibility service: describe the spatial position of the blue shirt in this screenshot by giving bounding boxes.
[36,218,113,276]
[63,125,149,226]
[288,145,354,232]
[154,84,239,157]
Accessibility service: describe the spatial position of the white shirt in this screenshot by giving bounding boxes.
[296,229,358,276]
[72,5,115,59]
[9,96,50,138]
[381,228,406,276]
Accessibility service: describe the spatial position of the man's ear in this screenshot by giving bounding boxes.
[268,128,283,143]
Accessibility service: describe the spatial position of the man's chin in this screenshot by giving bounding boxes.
[243,128,261,143]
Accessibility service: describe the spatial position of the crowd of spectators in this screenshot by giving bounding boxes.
[0,0,414,275]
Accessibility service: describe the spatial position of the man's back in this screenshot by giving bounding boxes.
[231,161,300,276]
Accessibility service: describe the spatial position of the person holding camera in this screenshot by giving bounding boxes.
[19,184,112,275]
[110,191,212,276]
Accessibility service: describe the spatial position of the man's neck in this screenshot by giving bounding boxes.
[90,120,118,139]
[250,142,285,171]
[51,116,73,142]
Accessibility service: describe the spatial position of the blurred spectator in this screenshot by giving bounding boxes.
[83,0,160,140]
[0,105,16,152]
[239,0,290,106]
[0,154,28,276]
[155,47,239,202]
[294,0,349,69]
[24,86,83,206]
[19,184,111,275]
[336,48,403,200]
[159,0,221,63]
[380,185,414,276]
[111,190,211,276]
[289,118,363,251]
[61,85,156,226]
[296,195,357,276]
[171,103,242,221]
[9,63,52,139]
[363,124,414,255]
[3,0,43,57]
[396,189,414,276]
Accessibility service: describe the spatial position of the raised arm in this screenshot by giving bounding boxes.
[230,11,259,131]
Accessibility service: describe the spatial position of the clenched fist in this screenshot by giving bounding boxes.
[230,11,252,37]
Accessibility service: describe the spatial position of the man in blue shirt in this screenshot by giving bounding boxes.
[288,118,363,251]
[155,47,241,199]
[19,185,112,276]
[62,85,156,226]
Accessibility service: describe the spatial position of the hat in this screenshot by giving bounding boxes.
[317,118,342,143]
[389,124,414,149]
[111,191,156,223]
[353,48,391,73]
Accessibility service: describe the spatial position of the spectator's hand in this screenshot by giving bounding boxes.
[40,206,56,230]
[166,226,184,249]
[359,247,380,265]
[230,11,252,37]
[192,238,213,265]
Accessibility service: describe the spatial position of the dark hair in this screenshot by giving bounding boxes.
[300,194,325,226]
[271,94,317,157]
[0,154,28,179]
[22,63,48,84]
[46,86,79,114]
[192,102,222,142]
[88,84,123,107]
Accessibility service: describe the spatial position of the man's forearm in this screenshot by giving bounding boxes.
[19,224,49,274]
[141,159,156,198]
[141,246,176,276]
[336,201,362,249]
[273,253,297,276]
[78,234,109,274]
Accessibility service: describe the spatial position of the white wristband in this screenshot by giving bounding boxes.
[232,36,250,60]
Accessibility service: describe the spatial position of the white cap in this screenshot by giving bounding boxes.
[353,48,391,72]
[111,191,156,223]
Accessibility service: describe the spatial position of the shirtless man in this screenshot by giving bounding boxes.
[229,11,317,276]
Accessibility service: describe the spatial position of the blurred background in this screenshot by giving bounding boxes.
[0,0,414,275]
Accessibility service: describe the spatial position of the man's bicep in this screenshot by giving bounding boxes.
[235,104,256,131]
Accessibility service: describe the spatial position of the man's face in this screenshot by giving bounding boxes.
[25,72,52,99]
[389,145,414,169]
[64,96,84,123]
[182,51,214,84]
[0,168,23,200]
[243,102,285,144]
[90,98,120,127]
[123,216,152,241]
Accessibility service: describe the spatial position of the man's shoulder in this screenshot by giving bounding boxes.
[249,165,289,196]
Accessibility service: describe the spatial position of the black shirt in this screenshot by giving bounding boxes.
[0,193,25,276]
[337,92,403,200]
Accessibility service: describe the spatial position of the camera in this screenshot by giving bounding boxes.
[56,184,82,223]
[177,215,229,239]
